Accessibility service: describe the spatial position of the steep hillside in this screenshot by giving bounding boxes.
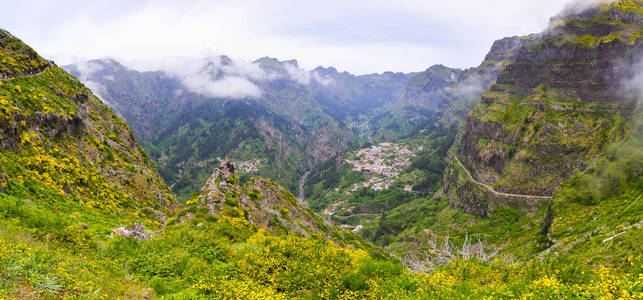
[0,28,173,219]
[190,160,372,246]
[306,1,642,262]
[65,34,527,203]
[449,0,642,216]
[2,4,643,298]
[373,34,539,141]
[379,0,642,259]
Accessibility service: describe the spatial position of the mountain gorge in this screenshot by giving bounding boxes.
[65,32,533,202]
[1,0,642,298]
[66,58,413,201]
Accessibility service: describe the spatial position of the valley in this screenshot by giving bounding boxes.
[0,0,642,298]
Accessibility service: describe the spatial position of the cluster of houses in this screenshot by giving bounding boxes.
[325,143,420,231]
[344,142,416,191]
[323,200,350,215]
[346,177,395,193]
[231,159,262,173]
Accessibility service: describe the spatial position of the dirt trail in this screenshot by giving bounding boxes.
[331,213,379,219]
[454,156,552,200]
[325,212,379,222]
[0,66,50,80]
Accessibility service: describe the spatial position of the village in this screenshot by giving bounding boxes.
[230,159,262,173]
[344,142,418,192]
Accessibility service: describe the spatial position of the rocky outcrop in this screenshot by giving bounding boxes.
[111,223,156,241]
[0,173,6,193]
[197,160,336,238]
[497,39,641,102]
[0,110,85,151]
[444,158,544,217]
[399,65,462,119]
[190,160,373,251]
[392,35,539,131]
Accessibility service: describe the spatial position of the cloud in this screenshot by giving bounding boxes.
[312,72,334,86]
[72,54,336,99]
[71,60,103,79]
[283,61,336,85]
[71,60,110,102]
[547,0,616,31]
[175,58,333,97]
[284,62,312,85]
[560,0,615,15]
[153,55,265,99]
[181,74,262,99]
[623,56,643,102]
[1,0,571,74]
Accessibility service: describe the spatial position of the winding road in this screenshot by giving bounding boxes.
[454,156,552,200]
[324,212,379,222]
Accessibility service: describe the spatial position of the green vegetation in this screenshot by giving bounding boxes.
[1,0,642,298]
[305,124,455,215]
[1,192,641,298]
[608,0,643,15]
[0,29,49,78]
[149,99,306,201]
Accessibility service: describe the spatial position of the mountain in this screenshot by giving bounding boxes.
[449,0,642,215]
[64,57,431,202]
[302,1,642,268]
[3,0,643,298]
[0,31,440,298]
[0,28,389,299]
[65,42,524,203]
[375,0,642,264]
[66,58,362,201]
[0,29,173,218]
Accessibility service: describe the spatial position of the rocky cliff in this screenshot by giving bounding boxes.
[448,0,642,216]
[381,34,539,142]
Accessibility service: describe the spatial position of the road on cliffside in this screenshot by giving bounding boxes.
[454,156,552,200]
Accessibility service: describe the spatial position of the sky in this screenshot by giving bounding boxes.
[0,0,573,74]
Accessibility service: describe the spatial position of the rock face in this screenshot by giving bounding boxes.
[196,160,350,239]
[447,1,642,217]
[398,65,463,120]
[391,35,539,131]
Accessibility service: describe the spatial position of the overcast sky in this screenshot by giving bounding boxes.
[1,0,572,74]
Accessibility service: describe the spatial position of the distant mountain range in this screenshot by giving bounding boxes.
[64,33,531,201]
